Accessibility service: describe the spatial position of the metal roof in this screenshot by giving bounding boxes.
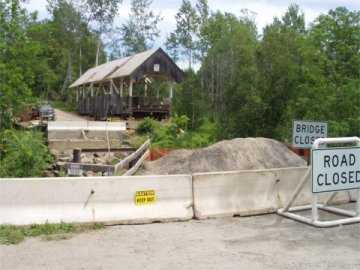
[70,48,158,88]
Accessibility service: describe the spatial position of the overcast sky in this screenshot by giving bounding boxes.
[24,0,360,37]
[23,0,359,67]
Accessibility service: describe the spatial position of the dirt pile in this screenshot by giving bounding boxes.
[141,138,306,175]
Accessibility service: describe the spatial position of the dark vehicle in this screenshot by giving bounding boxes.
[39,104,55,121]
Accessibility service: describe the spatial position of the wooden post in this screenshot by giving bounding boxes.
[90,83,94,97]
[76,88,79,102]
[144,83,148,97]
[109,81,113,95]
[128,79,133,115]
[169,82,173,99]
[120,79,124,97]
[73,148,82,163]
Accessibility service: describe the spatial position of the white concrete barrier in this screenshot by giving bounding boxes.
[193,167,350,219]
[48,121,126,140]
[0,175,193,226]
[48,121,126,131]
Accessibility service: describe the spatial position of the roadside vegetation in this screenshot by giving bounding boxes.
[0,130,53,178]
[0,223,105,245]
[136,116,217,149]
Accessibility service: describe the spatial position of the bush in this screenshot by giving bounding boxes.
[0,130,53,177]
[136,117,160,135]
[136,116,217,149]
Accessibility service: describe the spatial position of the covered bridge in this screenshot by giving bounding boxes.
[70,48,184,119]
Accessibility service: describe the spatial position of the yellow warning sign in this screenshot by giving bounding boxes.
[135,190,156,205]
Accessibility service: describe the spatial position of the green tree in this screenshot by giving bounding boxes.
[200,12,260,138]
[120,0,162,55]
[256,4,309,139]
[173,70,206,129]
[0,0,38,128]
[82,0,122,65]
[166,0,200,69]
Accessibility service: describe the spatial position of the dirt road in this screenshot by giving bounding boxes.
[54,109,88,121]
[1,214,359,270]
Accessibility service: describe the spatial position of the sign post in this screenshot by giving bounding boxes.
[278,137,360,227]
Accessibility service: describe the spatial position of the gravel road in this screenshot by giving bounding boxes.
[54,109,88,121]
[1,213,360,270]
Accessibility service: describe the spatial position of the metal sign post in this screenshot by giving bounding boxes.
[278,137,360,227]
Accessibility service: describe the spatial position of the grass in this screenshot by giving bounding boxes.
[0,223,105,245]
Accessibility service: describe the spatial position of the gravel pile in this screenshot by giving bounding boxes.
[141,138,306,175]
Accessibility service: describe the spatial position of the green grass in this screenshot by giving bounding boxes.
[0,223,105,245]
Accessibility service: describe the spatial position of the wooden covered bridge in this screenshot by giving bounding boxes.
[70,48,184,119]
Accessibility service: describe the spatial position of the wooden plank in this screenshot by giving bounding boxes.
[123,149,150,176]
[114,139,150,174]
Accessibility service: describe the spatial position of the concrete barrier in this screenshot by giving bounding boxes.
[48,121,126,140]
[0,175,193,226]
[193,167,350,219]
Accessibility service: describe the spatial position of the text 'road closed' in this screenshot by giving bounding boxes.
[312,147,360,193]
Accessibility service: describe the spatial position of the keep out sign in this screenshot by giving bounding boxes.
[312,147,360,193]
[293,120,327,149]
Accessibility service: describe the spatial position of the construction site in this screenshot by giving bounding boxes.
[1,1,360,269]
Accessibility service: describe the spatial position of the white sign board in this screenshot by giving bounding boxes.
[312,147,360,193]
[293,120,327,149]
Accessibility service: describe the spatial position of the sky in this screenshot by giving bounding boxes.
[23,0,359,67]
[23,0,360,33]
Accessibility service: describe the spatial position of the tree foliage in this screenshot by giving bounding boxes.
[0,130,53,177]
[173,5,360,141]
[120,0,162,55]
[166,0,209,68]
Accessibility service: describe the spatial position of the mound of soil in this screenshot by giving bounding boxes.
[141,138,306,175]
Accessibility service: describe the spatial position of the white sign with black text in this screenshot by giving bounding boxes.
[293,120,328,149]
[312,147,360,193]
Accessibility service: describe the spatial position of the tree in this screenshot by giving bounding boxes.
[79,0,122,65]
[173,70,206,129]
[27,0,101,101]
[256,4,309,139]
[166,0,200,69]
[308,7,360,136]
[200,12,260,138]
[0,0,37,128]
[120,0,162,55]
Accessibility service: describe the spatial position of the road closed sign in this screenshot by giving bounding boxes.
[293,120,327,149]
[312,147,360,193]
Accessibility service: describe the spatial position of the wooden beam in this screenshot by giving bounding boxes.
[120,79,124,97]
[90,83,94,97]
[169,81,174,99]
[128,79,133,114]
[111,79,119,95]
